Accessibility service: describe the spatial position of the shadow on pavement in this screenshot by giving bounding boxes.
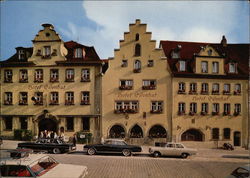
[222,155,250,159]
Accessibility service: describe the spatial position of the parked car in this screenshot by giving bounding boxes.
[0,151,87,178]
[84,139,142,156]
[17,138,76,154]
[227,164,250,178]
[149,142,197,158]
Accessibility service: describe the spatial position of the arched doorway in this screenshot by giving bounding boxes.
[130,125,143,138]
[181,129,204,141]
[233,131,241,146]
[109,125,125,138]
[149,125,167,138]
[38,114,58,134]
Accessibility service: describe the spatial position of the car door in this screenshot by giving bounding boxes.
[175,143,185,156]
[164,143,177,156]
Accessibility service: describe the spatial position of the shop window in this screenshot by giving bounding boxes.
[201,61,208,73]
[142,80,156,90]
[4,92,13,105]
[134,60,141,73]
[82,117,90,131]
[223,128,231,139]
[19,92,28,105]
[148,125,167,138]
[178,102,185,115]
[81,91,90,105]
[34,69,43,83]
[212,83,220,94]
[19,69,28,83]
[4,117,13,130]
[65,92,74,105]
[50,92,59,105]
[81,69,90,82]
[212,128,219,140]
[20,117,28,130]
[134,44,141,56]
[121,60,128,67]
[151,101,163,113]
[223,103,230,115]
[201,103,208,115]
[66,117,74,131]
[212,62,219,73]
[178,82,185,94]
[4,70,13,83]
[189,103,197,115]
[130,125,143,138]
[50,69,59,82]
[212,103,219,115]
[65,69,74,82]
[120,80,133,90]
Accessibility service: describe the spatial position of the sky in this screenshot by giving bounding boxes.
[0,1,249,60]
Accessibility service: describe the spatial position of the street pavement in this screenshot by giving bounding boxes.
[1,140,249,178]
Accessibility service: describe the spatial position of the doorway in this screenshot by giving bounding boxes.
[233,131,241,146]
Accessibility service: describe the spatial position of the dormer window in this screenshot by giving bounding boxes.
[74,48,83,58]
[43,46,51,58]
[179,60,186,72]
[229,63,237,73]
[18,50,25,60]
[171,51,180,59]
[201,61,208,73]
[207,49,212,56]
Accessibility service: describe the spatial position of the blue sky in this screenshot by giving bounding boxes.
[0,1,249,60]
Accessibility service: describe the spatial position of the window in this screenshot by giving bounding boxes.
[135,33,139,41]
[151,101,163,113]
[4,70,13,82]
[19,69,28,82]
[179,60,186,71]
[207,49,212,56]
[65,92,74,105]
[189,83,197,93]
[81,69,90,82]
[19,92,28,105]
[178,102,185,115]
[223,84,230,94]
[212,103,219,115]
[20,117,28,130]
[189,103,197,115]
[212,62,219,73]
[134,60,141,73]
[223,128,230,139]
[115,101,139,113]
[224,103,230,115]
[50,69,59,82]
[18,50,25,60]
[212,83,219,94]
[146,60,154,67]
[65,69,74,82]
[234,104,241,116]
[201,61,208,73]
[201,103,208,115]
[229,63,237,73]
[50,92,59,105]
[4,117,13,130]
[120,80,133,90]
[135,44,141,56]
[81,91,90,105]
[4,92,12,105]
[34,92,43,105]
[74,48,83,58]
[44,46,51,58]
[121,60,128,67]
[234,84,241,95]
[34,69,43,82]
[171,51,180,59]
[178,82,185,94]
[82,117,90,131]
[201,83,209,94]
[212,128,219,140]
[142,80,156,90]
[66,117,74,131]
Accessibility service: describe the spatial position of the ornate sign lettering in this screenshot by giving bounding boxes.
[192,96,230,102]
[28,84,66,90]
[117,92,157,98]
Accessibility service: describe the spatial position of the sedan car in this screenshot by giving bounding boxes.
[0,152,87,178]
[17,138,75,154]
[84,139,142,156]
[227,164,250,178]
[149,142,197,158]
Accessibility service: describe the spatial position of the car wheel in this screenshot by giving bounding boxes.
[153,151,161,158]
[181,153,188,159]
[52,148,61,154]
[87,148,96,155]
[122,149,131,157]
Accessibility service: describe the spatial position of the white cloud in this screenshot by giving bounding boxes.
[59,1,248,58]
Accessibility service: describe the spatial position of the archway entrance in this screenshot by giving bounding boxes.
[181,129,204,141]
[38,114,58,134]
[130,125,143,138]
[149,125,167,138]
[109,125,125,138]
[233,131,241,146]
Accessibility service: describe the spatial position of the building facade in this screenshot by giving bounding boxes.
[0,24,107,141]
[161,39,249,148]
[102,19,172,145]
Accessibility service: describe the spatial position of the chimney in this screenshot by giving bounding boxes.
[221,35,227,47]
[135,19,141,25]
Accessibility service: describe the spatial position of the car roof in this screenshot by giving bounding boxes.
[0,154,49,166]
[240,164,250,171]
[105,139,125,142]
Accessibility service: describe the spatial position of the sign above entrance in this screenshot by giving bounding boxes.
[192,95,230,102]
[117,92,157,98]
[28,84,66,90]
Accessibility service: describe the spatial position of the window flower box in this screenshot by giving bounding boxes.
[81,78,90,82]
[49,101,59,105]
[178,111,185,115]
[212,90,219,95]
[119,86,132,90]
[189,91,197,95]
[34,78,43,83]
[4,100,12,105]
[65,100,74,105]
[34,101,43,105]
[19,100,28,105]
[4,79,12,83]
[233,112,240,116]
[150,109,162,114]
[19,78,28,83]
[233,91,241,95]
[50,78,59,82]
[189,111,195,116]
[223,111,230,116]
[81,101,90,105]
[142,85,156,90]
[177,90,186,94]
[201,111,207,116]
[200,91,209,95]
[212,112,219,116]
[223,91,231,95]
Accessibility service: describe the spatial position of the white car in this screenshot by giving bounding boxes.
[149,142,197,158]
[0,154,88,178]
[227,164,250,178]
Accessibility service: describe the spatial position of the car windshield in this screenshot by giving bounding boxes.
[0,165,32,177]
[176,144,184,148]
[113,141,126,145]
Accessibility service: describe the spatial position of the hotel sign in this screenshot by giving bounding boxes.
[117,92,157,98]
[192,96,230,102]
[28,84,66,90]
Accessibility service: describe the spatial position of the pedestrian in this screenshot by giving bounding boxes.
[73,133,77,146]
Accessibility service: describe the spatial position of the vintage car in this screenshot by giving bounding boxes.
[149,142,197,158]
[17,138,76,154]
[84,139,142,156]
[227,164,250,178]
[0,152,88,177]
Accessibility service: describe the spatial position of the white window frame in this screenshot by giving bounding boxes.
[50,92,59,103]
[234,104,241,113]
[35,69,43,81]
[212,83,219,92]
[235,84,241,93]
[212,103,219,113]
[66,92,74,102]
[201,61,208,73]
[44,46,51,56]
[224,84,230,92]
[81,92,90,102]
[224,103,230,113]
[19,92,28,103]
[178,103,185,113]
[151,101,163,112]
[212,62,219,73]
[5,70,12,81]
[201,83,208,92]
[201,103,208,113]
[229,63,236,73]
[5,92,12,103]
[134,60,141,70]
[81,69,90,81]
[190,103,197,113]
[20,70,28,81]
[178,82,185,91]
[190,83,197,92]
[66,69,74,80]
[18,50,25,60]
[75,48,83,58]
[179,60,186,71]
